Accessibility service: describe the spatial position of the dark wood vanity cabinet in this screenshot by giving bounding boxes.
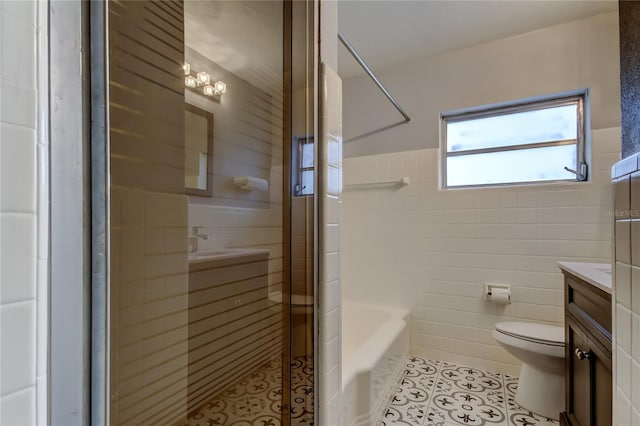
[560,271,612,426]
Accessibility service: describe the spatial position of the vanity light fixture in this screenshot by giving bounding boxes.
[203,85,215,96]
[185,75,198,88]
[213,80,227,95]
[183,63,226,97]
[197,71,210,85]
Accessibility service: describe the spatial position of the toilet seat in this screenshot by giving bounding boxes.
[494,322,564,347]
[268,291,313,306]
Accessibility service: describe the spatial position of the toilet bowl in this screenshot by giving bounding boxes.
[493,321,565,419]
[269,291,314,357]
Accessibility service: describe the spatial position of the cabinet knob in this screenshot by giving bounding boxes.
[574,347,591,361]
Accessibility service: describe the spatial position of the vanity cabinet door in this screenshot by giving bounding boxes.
[565,318,591,426]
[564,316,612,426]
[590,335,612,426]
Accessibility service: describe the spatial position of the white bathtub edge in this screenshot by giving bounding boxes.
[342,318,407,388]
[341,302,410,426]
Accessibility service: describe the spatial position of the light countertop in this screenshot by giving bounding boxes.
[558,261,612,294]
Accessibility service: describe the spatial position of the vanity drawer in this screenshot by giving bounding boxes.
[564,273,612,342]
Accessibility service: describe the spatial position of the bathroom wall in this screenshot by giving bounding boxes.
[611,155,640,425]
[319,62,343,426]
[318,0,342,423]
[343,11,620,158]
[342,127,620,374]
[0,1,48,424]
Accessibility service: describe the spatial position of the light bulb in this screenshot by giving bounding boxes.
[183,62,190,75]
[203,85,215,96]
[185,75,197,88]
[197,71,210,85]
[213,80,227,95]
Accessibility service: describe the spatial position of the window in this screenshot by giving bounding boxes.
[294,137,314,195]
[441,91,588,188]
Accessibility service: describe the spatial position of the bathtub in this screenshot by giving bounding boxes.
[341,302,409,426]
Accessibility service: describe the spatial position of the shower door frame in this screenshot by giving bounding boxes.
[88,0,109,424]
[86,1,317,424]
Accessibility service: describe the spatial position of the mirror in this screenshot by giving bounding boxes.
[185,103,214,196]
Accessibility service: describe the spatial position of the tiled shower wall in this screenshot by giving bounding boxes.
[343,127,620,375]
[611,154,640,425]
[108,2,190,423]
[0,1,47,424]
[319,63,343,426]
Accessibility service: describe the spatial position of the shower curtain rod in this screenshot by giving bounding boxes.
[338,31,411,122]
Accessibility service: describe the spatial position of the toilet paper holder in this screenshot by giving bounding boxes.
[485,284,511,303]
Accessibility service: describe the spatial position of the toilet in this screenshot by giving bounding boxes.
[268,291,314,357]
[493,321,565,419]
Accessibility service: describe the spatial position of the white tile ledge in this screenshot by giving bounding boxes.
[558,261,612,294]
[612,152,640,179]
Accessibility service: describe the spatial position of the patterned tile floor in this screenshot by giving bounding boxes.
[181,356,314,426]
[380,356,559,426]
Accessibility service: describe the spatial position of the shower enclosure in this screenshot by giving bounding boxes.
[90,1,317,423]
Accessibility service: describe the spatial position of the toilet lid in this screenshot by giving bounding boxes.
[495,322,564,346]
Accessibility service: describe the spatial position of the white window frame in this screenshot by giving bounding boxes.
[440,90,589,189]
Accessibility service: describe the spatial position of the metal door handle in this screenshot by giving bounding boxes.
[574,347,591,360]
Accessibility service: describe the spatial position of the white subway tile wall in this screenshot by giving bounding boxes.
[0,1,46,425]
[319,63,343,425]
[343,127,620,376]
[612,151,640,424]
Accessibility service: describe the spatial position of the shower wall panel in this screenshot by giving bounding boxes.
[108,1,189,424]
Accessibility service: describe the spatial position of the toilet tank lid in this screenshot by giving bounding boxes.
[495,321,564,344]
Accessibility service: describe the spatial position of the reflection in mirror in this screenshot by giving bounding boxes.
[106,0,315,424]
[179,1,300,425]
[185,103,213,195]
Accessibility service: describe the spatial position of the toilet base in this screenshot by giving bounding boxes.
[515,363,564,420]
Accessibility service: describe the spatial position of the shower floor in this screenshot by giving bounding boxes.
[380,356,559,426]
[181,355,314,426]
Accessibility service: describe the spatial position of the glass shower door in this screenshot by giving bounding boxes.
[101,1,314,424]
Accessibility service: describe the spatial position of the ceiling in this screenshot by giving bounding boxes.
[185,1,285,93]
[338,0,618,79]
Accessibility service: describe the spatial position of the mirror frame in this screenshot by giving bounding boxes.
[185,102,214,197]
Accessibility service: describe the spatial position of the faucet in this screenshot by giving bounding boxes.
[189,226,210,253]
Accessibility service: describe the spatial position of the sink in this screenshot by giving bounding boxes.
[188,248,270,264]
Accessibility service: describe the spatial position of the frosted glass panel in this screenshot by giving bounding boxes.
[447,104,577,152]
[446,144,577,187]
